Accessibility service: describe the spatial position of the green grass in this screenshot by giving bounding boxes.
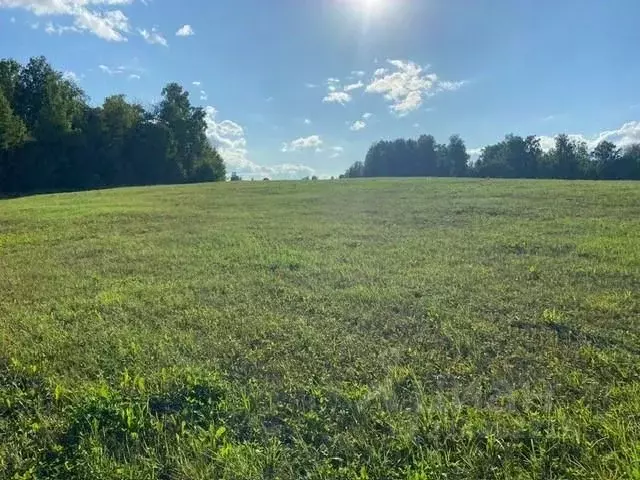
[1,178,639,479]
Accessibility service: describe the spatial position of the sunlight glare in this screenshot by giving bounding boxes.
[362,0,384,10]
[347,0,388,17]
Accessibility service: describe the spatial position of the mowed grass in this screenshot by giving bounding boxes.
[1,178,639,479]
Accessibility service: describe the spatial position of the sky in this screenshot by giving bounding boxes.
[1,0,640,179]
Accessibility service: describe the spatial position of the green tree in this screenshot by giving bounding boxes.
[0,90,28,192]
[475,142,507,177]
[157,83,214,179]
[548,134,582,179]
[99,95,145,184]
[15,56,83,141]
[191,143,226,182]
[618,144,640,180]
[344,131,640,182]
[0,59,22,107]
[0,56,227,195]
[592,140,621,179]
[345,160,364,178]
[125,121,180,185]
[475,135,543,178]
[0,91,27,151]
[522,136,542,178]
[446,134,469,176]
[416,134,439,176]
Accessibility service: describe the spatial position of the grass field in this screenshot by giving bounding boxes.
[1,178,639,479]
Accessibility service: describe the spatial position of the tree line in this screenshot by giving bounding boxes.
[344,133,640,180]
[0,56,226,196]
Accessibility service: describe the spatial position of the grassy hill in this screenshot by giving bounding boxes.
[1,179,639,479]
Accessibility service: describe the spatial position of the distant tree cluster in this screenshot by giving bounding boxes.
[344,134,640,180]
[0,56,226,196]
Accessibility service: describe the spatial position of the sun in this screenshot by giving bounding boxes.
[348,0,387,15]
[339,0,397,28]
[362,0,386,12]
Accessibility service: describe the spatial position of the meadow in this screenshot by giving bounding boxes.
[1,178,639,479]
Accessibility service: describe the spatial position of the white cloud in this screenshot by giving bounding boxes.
[10,16,15,22]
[98,62,142,77]
[204,106,315,179]
[304,118,312,125]
[538,121,640,152]
[350,120,366,131]
[344,80,364,92]
[352,70,365,77]
[192,81,201,86]
[98,64,120,75]
[175,24,194,36]
[44,21,81,34]
[1,1,135,41]
[205,107,249,169]
[206,116,245,139]
[467,148,482,164]
[366,59,465,115]
[536,137,555,152]
[329,146,344,159]
[438,80,466,92]
[138,27,167,46]
[323,91,351,104]
[394,91,423,114]
[267,164,316,179]
[281,135,323,152]
[323,77,351,94]
[62,70,79,82]
[216,120,244,138]
[74,9,130,41]
[349,112,372,131]
[305,83,318,88]
[413,123,420,128]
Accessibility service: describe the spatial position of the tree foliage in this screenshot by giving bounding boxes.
[0,56,225,195]
[346,133,640,181]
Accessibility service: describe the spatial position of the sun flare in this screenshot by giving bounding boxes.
[362,0,383,8]
[349,0,387,15]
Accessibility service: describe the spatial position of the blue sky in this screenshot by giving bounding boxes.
[1,0,640,178]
